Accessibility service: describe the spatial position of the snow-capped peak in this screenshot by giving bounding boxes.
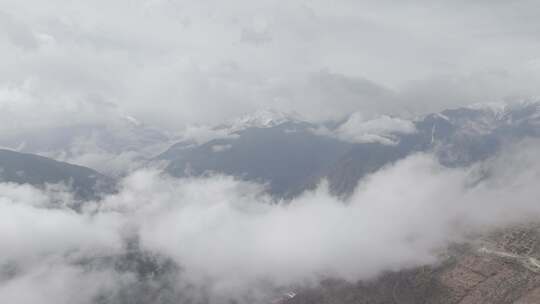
[227,109,300,132]
[177,109,303,146]
[467,101,508,118]
[467,100,540,120]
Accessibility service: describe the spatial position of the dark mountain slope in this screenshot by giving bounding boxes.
[0,149,114,199]
[321,103,540,197]
[160,121,353,197]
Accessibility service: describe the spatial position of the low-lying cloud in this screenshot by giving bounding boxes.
[2,140,540,303]
[314,113,417,145]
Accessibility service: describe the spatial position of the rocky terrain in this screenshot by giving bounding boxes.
[282,224,540,304]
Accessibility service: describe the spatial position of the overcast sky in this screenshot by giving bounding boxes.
[2,0,540,130]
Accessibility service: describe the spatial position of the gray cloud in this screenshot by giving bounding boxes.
[312,112,417,145]
[0,11,39,50]
[1,0,540,131]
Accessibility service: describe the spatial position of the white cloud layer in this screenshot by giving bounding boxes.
[2,140,540,303]
[328,113,417,144]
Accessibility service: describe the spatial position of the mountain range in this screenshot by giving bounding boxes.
[158,102,540,199]
[3,101,540,202]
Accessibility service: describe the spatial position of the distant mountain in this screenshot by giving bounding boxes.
[0,116,170,176]
[316,101,540,196]
[159,102,540,199]
[0,149,114,199]
[158,110,353,197]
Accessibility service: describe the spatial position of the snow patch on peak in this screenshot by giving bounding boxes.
[504,100,540,112]
[467,100,540,120]
[434,113,450,121]
[467,101,507,116]
[228,109,300,132]
[432,100,540,136]
[177,109,302,146]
